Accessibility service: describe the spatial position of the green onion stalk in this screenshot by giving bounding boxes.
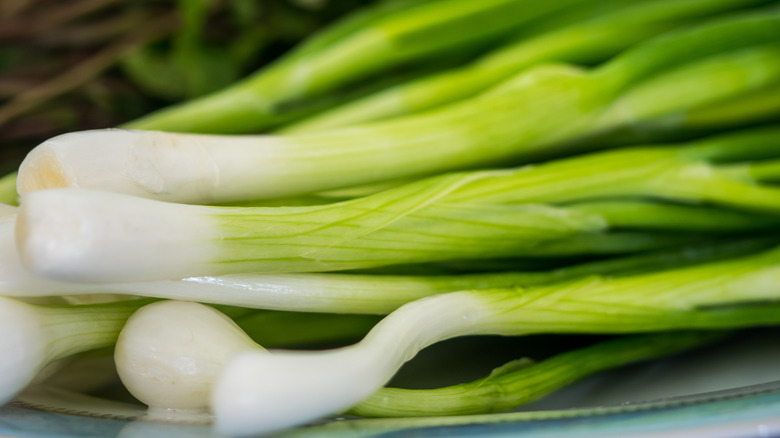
[678,82,780,131]
[16,11,780,204]
[283,0,774,133]
[121,0,589,134]
[15,127,780,283]
[211,243,780,435]
[2,189,774,310]
[113,299,725,418]
[349,331,726,417]
[577,81,780,147]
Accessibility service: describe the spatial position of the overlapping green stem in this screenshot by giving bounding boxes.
[124,0,585,134]
[286,0,772,133]
[351,331,726,417]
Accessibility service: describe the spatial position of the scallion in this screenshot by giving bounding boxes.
[212,243,780,434]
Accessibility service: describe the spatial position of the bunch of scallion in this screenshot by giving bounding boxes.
[3,1,780,437]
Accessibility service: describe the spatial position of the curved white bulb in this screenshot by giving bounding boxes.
[115,301,260,410]
[213,292,494,435]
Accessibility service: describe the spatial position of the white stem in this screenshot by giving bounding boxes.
[2,267,481,314]
[0,297,47,404]
[115,301,259,410]
[213,291,498,435]
[17,129,290,204]
[16,188,219,282]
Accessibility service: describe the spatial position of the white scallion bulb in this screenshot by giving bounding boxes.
[115,301,261,410]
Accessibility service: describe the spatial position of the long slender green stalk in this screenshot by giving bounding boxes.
[17,12,780,203]
[260,125,780,208]
[14,187,777,283]
[586,83,780,147]
[212,243,780,435]
[567,201,780,231]
[349,331,726,417]
[3,188,773,311]
[430,127,780,214]
[284,0,771,133]
[0,297,152,405]
[746,158,780,182]
[16,127,780,282]
[121,0,585,134]
[681,83,780,130]
[508,232,723,257]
